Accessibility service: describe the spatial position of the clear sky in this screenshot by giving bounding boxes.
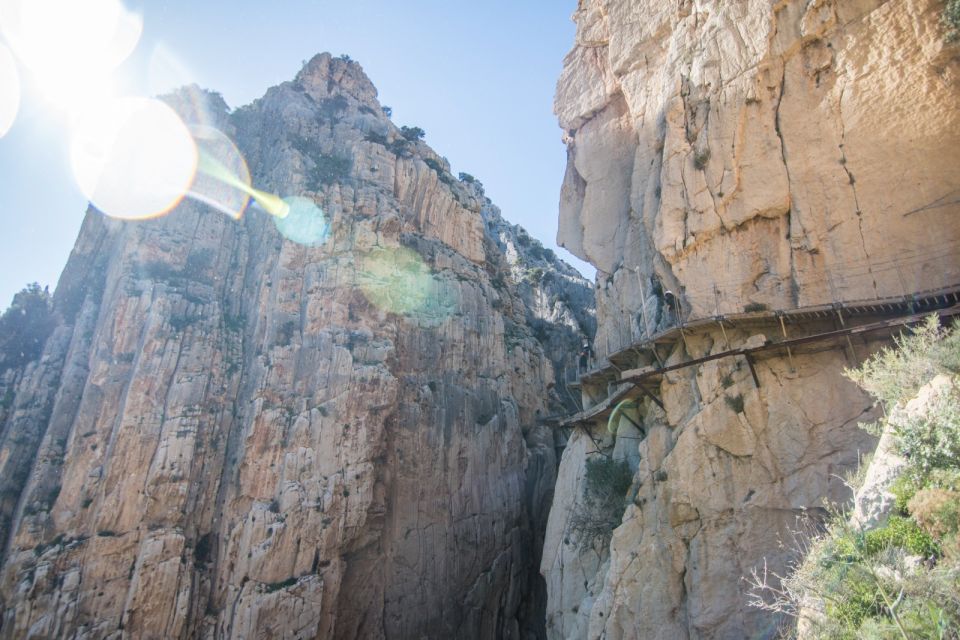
[0,0,594,308]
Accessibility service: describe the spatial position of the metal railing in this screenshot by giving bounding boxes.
[590,248,960,362]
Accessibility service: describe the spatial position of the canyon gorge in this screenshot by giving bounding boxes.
[0,0,958,638]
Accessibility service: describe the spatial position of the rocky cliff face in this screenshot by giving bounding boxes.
[0,54,593,639]
[557,0,959,358]
[544,1,959,638]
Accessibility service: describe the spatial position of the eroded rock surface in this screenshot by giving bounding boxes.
[0,54,593,639]
[545,1,959,638]
[557,0,960,358]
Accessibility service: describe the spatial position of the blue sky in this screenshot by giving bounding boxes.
[0,0,592,307]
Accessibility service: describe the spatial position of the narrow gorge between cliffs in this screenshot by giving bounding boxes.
[0,1,958,639]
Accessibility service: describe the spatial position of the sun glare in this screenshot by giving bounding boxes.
[192,126,253,219]
[0,42,19,138]
[70,97,198,220]
[0,0,141,108]
[1,0,295,227]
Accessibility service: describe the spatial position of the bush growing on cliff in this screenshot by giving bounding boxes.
[944,0,960,42]
[0,283,54,373]
[895,385,960,483]
[306,155,352,190]
[748,317,960,637]
[568,455,633,551]
[846,316,960,411]
[400,126,425,142]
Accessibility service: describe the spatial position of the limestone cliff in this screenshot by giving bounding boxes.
[544,1,960,638]
[0,54,593,639]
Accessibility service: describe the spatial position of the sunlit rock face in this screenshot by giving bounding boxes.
[545,1,960,638]
[0,53,593,639]
[558,0,960,354]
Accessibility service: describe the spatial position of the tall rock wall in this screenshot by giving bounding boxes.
[557,0,959,359]
[545,1,960,638]
[0,54,594,639]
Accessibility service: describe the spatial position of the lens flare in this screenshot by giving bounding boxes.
[190,126,252,219]
[0,42,19,138]
[357,246,457,324]
[70,97,198,220]
[252,191,290,219]
[192,143,289,219]
[273,197,329,245]
[0,0,142,107]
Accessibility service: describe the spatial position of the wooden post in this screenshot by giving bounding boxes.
[835,306,858,362]
[743,353,761,388]
[778,313,796,372]
[718,318,730,351]
[636,384,665,410]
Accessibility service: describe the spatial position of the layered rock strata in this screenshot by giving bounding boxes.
[544,1,960,638]
[0,54,593,639]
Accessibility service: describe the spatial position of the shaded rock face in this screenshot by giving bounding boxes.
[0,54,593,639]
[480,203,596,411]
[543,336,884,639]
[544,1,959,638]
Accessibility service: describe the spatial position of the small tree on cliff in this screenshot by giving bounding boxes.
[0,283,55,373]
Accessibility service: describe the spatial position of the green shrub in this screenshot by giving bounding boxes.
[944,0,960,42]
[400,126,425,141]
[523,267,545,284]
[194,533,213,567]
[276,321,297,347]
[846,316,957,410]
[319,95,349,118]
[825,566,885,629]
[693,148,710,170]
[750,320,960,636]
[889,475,919,516]
[862,516,939,558]
[567,455,633,550]
[0,283,54,373]
[264,577,297,593]
[307,155,352,190]
[364,131,387,145]
[223,313,245,333]
[387,138,413,157]
[893,385,960,482]
[184,249,214,277]
[743,302,768,313]
[169,314,199,332]
[909,488,960,546]
[724,394,745,414]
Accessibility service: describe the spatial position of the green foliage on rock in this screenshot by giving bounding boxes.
[306,155,352,190]
[944,0,960,42]
[846,316,960,411]
[749,317,960,638]
[399,126,425,142]
[567,455,633,551]
[894,384,960,483]
[0,283,55,373]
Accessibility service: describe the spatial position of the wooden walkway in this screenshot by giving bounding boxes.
[559,284,960,429]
